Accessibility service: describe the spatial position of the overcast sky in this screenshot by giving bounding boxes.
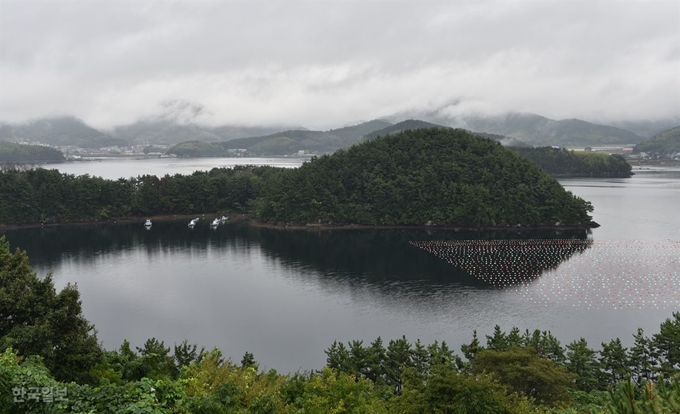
[1,0,678,129]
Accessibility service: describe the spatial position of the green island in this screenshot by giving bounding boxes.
[0,128,595,229]
[0,142,65,164]
[252,128,594,227]
[1,236,679,413]
[508,146,632,178]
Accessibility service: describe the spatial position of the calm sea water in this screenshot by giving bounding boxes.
[2,164,679,373]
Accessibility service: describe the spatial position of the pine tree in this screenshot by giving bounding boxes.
[486,325,509,351]
[566,338,600,392]
[0,240,103,384]
[629,328,657,385]
[600,338,630,386]
[651,312,680,377]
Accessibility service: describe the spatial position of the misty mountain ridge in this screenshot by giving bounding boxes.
[183,119,395,156]
[633,125,680,156]
[112,99,307,143]
[363,120,529,147]
[608,118,680,138]
[0,116,129,148]
[1,110,674,150]
[0,116,303,147]
[362,120,447,141]
[393,110,646,147]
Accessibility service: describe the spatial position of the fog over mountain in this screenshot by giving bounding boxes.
[1,1,678,130]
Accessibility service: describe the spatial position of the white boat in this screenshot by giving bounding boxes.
[188,218,199,227]
[144,219,152,227]
[210,218,220,227]
[220,216,229,222]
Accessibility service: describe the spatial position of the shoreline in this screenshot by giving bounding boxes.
[1,213,596,233]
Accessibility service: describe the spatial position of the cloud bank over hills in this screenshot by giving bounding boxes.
[1,0,678,130]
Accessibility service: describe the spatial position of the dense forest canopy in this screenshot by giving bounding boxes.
[0,166,270,225]
[0,142,65,163]
[253,128,595,227]
[0,129,596,228]
[509,146,632,177]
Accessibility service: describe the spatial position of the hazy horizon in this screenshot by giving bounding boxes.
[1,0,679,130]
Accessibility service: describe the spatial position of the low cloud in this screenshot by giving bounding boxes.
[1,0,678,129]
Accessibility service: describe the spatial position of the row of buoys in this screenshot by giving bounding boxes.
[410,239,679,309]
[410,239,593,284]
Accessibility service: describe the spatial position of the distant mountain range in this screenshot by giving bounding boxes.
[0,117,128,148]
[169,119,532,157]
[169,120,394,156]
[391,111,647,147]
[0,116,298,148]
[608,118,680,138]
[220,119,393,154]
[362,120,446,141]
[111,119,291,145]
[1,112,677,152]
[633,125,680,156]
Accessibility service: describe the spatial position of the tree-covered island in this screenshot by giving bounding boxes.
[0,128,595,229]
[252,128,595,227]
[508,146,633,178]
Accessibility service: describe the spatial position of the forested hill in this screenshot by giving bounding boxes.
[0,142,65,163]
[1,129,593,228]
[509,147,632,177]
[633,125,680,157]
[252,128,594,227]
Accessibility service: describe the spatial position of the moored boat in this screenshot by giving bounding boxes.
[144,219,152,227]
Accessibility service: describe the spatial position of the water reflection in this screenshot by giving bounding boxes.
[2,221,676,373]
[5,221,589,290]
[231,225,591,287]
[411,239,593,287]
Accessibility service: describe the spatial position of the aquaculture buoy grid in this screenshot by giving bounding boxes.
[409,239,680,309]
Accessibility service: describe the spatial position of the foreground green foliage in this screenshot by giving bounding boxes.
[1,240,679,413]
[0,142,65,163]
[509,146,632,177]
[0,236,102,384]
